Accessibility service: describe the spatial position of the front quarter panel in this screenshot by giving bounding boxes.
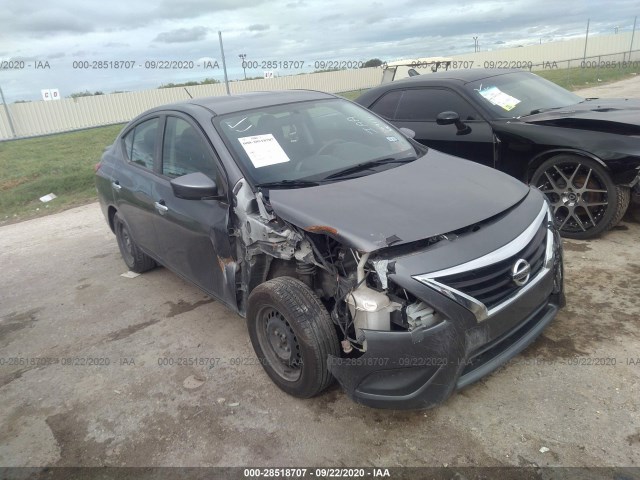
[493,120,640,182]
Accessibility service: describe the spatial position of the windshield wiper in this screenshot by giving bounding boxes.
[255,179,321,189]
[523,106,564,116]
[323,157,416,180]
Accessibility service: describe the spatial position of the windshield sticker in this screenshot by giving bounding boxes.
[238,134,291,168]
[478,86,521,111]
[386,136,398,142]
[347,116,378,135]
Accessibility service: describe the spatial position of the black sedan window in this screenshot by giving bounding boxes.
[395,89,479,121]
[214,99,417,185]
[122,118,160,170]
[370,90,402,119]
[465,72,582,118]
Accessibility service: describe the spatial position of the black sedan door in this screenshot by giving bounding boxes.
[151,114,236,308]
[370,88,496,168]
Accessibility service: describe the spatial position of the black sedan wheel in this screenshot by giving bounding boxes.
[531,155,618,239]
[114,213,156,273]
[247,277,340,398]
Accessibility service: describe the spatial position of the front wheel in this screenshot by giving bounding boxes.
[247,277,340,398]
[531,155,618,239]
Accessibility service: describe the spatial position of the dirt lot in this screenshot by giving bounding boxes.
[1,79,639,470]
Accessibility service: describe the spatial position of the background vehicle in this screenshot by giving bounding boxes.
[356,69,640,239]
[96,90,564,409]
[381,57,452,83]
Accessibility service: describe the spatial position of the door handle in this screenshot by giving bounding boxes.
[112,181,122,191]
[154,201,169,215]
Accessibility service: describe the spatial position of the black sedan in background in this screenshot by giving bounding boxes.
[95,90,564,409]
[356,69,640,239]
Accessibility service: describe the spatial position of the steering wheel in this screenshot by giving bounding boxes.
[316,139,347,156]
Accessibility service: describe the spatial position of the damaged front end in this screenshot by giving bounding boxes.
[232,178,440,344]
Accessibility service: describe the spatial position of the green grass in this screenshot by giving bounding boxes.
[0,124,125,224]
[537,65,639,91]
[337,89,369,101]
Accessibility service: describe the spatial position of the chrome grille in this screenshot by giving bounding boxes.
[435,219,548,310]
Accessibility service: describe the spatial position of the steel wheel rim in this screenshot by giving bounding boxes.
[535,161,610,233]
[256,306,302,382]
[118,223,135,264]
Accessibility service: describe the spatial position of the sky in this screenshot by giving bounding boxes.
[0,0,638,102]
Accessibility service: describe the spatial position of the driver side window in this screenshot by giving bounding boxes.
[162,117,221,187]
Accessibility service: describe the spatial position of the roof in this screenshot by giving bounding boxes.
[180,89,336,115]
[382,68,523,86]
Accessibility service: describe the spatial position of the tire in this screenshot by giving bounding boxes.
[247,277,340,398]
[113,213,156,273]
[531,155,618,239]
[607,186,631,228]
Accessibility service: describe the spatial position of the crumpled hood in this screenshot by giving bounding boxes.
[268,149,531,252]
[524,99,640,134]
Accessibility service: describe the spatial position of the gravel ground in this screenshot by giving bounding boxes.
[0,78,639,471]
[574,73,640,98]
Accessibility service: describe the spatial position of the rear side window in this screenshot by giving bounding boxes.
[395,89,479,121]
[370,90,402,119]
[122,118,160,170]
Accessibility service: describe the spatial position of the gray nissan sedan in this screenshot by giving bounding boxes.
[95,90,565,409]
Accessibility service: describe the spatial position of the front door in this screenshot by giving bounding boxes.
[152,114,236,308]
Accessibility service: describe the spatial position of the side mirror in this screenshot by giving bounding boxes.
[170,172,220,200]
[399,127,416,139]
[436,111,472,135]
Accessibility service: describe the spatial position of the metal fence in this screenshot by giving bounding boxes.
[451,30,638,66]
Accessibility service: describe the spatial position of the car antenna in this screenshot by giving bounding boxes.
[184,87,193,99]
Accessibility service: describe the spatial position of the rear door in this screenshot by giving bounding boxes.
[113,116,163,258]
[370,88,496,168]
[151,113,236,308]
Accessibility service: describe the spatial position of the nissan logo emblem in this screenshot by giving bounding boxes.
[512,259,531,287]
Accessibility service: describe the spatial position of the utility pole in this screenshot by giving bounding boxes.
[631,16,637,58]
[583,19,590,62]
[0,85,17,138]
[238,53,247,80]
[473,36,479,53]
[218,31,230,95]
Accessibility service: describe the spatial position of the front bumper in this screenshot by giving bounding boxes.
[328,199,565,409]
[329,264,563,409]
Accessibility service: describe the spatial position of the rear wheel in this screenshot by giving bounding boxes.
[247,277,340,398]
[531,155,617,239]
[114,213,156,273]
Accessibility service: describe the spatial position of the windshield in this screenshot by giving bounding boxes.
[465,72,583,118]
[214,98,418,186]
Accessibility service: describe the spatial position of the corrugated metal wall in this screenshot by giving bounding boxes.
[0,68,382,140]
[1,31,639,140]
[0,107,12,140]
